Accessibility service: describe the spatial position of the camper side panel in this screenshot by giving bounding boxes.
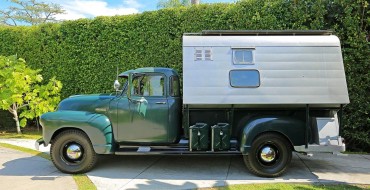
[182,35,349,106]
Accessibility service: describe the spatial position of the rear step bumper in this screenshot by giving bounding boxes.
[294,136,346,153]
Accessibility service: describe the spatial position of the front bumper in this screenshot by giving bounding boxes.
[35,138,46,150]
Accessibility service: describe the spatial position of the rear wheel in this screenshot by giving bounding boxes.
[243,133,292,177]
[50,130,97,174]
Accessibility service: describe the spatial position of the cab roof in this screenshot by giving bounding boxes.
[118,67,178,78]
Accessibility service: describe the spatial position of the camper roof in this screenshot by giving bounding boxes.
[185,30,333,36]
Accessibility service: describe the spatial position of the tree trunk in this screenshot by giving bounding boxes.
[36,116,40,132]
[191,0,200,5]
[10,109,22,134]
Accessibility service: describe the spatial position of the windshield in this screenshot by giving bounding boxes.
[117,76,128,96]
[122,81,128,94]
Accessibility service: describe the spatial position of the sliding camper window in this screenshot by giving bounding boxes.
[229,70,260,88]
[232,48,254,64]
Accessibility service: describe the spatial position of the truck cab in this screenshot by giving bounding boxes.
[110,68,181,144]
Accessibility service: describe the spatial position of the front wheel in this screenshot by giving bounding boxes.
[243,133,292,177]
[50,130,97,174]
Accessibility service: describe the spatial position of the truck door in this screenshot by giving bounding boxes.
[116,73,169,143]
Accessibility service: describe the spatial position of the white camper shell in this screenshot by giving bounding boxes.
[183,30,348,154]
[183,30,349,108]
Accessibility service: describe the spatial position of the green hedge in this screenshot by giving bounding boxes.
[0,0,368,151]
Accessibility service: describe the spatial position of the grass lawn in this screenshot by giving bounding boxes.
[0,129,42,139]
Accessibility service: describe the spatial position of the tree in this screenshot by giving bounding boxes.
[0,0,65,26]
[157,0,191,9]
[191,0,200,5]
[0,55,62,134]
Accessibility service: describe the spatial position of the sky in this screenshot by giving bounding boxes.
[0,0,236,21]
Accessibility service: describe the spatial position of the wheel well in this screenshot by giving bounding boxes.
[252,131,295,151]
[50,128,87,144]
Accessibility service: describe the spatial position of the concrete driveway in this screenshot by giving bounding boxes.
[1,139,370,190]
[87,153,370,190]
[0,146,77,190]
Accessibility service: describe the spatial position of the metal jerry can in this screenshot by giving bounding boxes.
[189,123,209,151]
[211,123,230,151]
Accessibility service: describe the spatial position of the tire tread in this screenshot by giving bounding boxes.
[50,129,97,174]
[243,133,292,177]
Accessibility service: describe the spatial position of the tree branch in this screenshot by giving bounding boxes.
[16,1,35,24]
[9,17,17,26]
[1,0,65,25]
[44,12,51,22]
[20,8,33,21]
[17,103,29,110]
[0,10,17,26]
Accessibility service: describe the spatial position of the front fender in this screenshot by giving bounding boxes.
[239,116,306,154]
[40,110,113,154]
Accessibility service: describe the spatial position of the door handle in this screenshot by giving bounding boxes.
[132,99,144,103]
[155,102,166,104]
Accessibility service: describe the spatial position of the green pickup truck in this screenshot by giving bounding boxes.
[36,31,349,177]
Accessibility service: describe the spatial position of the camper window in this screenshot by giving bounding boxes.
[229,70,260,88]
[233,49,254,64]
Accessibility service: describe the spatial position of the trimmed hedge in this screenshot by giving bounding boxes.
[0,0,369,151]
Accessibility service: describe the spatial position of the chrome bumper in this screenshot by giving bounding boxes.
[35,138,45,150]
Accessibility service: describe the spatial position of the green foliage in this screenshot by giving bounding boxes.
[0,55,62,133]
[333,0,370,152]
[0,0,368,150]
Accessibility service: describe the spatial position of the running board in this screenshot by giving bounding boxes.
[114,148,241,155]
[114,138,240,155]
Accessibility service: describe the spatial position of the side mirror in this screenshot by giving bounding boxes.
[113,80,121,91]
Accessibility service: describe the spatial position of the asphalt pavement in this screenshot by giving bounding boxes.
[1,138,370,190]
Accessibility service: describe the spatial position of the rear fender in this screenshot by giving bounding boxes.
[239,116,306,154]
[40,111,113,154]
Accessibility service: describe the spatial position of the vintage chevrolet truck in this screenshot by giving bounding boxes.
[36,30,349,177]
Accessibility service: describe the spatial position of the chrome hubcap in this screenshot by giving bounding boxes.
[66,144,82,160]
[260,146,276,162]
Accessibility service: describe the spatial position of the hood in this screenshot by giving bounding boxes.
[57,94,114,114]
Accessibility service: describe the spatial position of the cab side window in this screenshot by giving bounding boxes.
[132,75,164,97]
[170,76,180,97]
